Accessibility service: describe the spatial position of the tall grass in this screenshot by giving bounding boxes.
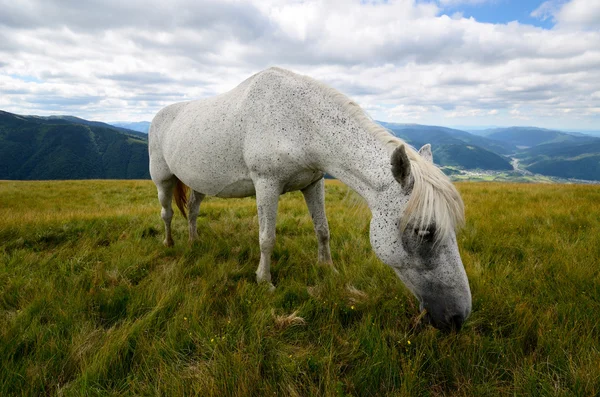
[0,180,598,396]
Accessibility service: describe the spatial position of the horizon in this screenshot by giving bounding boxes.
[4,107,600,135]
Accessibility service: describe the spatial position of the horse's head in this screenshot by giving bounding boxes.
[370,143,471,332]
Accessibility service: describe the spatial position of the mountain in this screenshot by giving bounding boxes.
[473,127,594,148]
[433,144,513,171]
[516,140,600,181]
[2,109,598,182]
[0,110,150,180]
[40,115,148,139]
[378,122,513,170]
[380,122,517,155]
[109,121,151,134]
[572,130,600,138]
[393,123,600,180]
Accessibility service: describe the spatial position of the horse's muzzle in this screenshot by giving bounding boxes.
[420,301,469,333]
[424,311,465,332]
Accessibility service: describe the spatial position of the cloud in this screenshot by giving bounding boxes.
[556,0,600,29]
[532,0,600,30]
[531,1,564,21]
[0,0,598,129]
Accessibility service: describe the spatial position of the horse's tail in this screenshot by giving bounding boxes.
[173,178,189,219]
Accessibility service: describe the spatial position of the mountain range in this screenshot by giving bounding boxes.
[469,126,595,147]
[379,123,600,181]
[0,111,149,180]
[0,110,599,181]
[109,121,151,134]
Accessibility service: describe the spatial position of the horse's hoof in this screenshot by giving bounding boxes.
[319,255,333,263]
[319,260,338,274]
[257,278,276,292]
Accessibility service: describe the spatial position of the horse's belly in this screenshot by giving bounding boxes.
[211,171,322,198]
[282,170,324,193]
[215,179,256,198]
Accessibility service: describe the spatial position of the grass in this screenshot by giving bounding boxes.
[1,179,599,396]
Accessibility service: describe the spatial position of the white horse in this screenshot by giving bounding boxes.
[149,67,471,331]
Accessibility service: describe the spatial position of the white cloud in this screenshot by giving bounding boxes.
[556,0,600,29]
[0,0,598,129]
[531,1,564,21]
[532,0,600,30]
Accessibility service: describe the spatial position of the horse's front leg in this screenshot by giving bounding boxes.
[254,178,281,290]
[301,178,333,264]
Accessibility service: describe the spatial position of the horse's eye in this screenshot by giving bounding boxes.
[414,226,435,242]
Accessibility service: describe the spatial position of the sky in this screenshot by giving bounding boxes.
[0,0,599,130]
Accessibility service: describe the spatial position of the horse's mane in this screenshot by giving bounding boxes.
[283,68,465,241]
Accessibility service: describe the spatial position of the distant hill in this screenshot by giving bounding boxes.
[0,111,150,180]
[473,126,593,148]
[572,130,600,138]
[41,116,148,139]
[379,122,513,169]
[516,141,600,181]
[379,123,600,180]
[433,144,512,171]
[525,156,600,181]
[109,121,151,134]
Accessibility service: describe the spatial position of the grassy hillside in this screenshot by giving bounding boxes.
[1,180,599,396]
[0,111,150,180]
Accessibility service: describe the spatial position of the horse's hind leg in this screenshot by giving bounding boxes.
[188,190,205,243]
[155,177,177,247]
[150,155,178,247]
[301,178,333,264]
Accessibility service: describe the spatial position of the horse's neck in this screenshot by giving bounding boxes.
[314,112,398,210]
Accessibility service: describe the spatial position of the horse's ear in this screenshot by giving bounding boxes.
[418,143,433,163]
[391,145,411,187]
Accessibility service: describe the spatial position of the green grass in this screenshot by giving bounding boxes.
[1,180,599,396]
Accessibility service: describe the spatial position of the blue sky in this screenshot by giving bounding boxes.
[437,0,555,28]
[0,0,598,130]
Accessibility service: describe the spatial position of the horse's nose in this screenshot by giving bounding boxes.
[448,314,464,332]
[422,303,468,333]
[429,313,465,333]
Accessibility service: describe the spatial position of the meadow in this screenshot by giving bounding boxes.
[0,180,599,396]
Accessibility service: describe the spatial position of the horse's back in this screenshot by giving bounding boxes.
[150,68,324,196]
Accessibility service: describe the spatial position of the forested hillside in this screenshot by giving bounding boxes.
[379,122,513,170]
[0,111,149,180]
